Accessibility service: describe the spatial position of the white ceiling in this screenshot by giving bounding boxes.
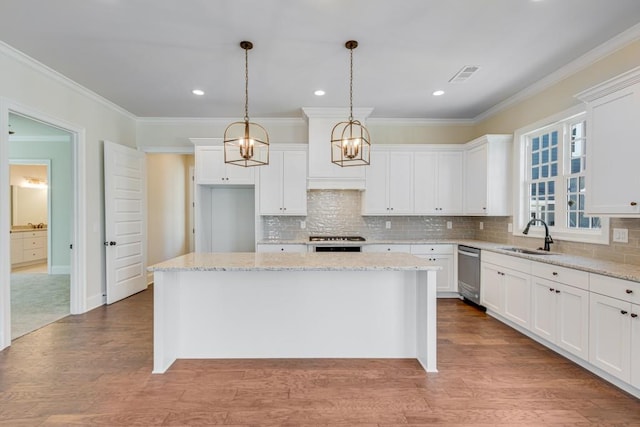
[1,0,640,120]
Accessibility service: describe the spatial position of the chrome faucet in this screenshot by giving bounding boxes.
[523,218,553,251]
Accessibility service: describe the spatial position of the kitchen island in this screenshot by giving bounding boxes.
[148,252,439,374]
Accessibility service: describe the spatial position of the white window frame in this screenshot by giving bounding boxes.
[513,105,609,245]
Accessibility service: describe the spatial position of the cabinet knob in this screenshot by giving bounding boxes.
[631,313,638,318]
[626,289,633,294]
[552,272,558,276]
[631,201,638,206]
[555,290,560,294]
[621,310,628,315]
[549,288,555,292]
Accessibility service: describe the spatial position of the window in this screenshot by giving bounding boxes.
[515,107,608,245]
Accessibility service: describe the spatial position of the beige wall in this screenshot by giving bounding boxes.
[146,153,194,266]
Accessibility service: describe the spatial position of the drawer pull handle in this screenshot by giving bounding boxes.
[621,310,628,315]
[555,290,560,294]
[626,289,633,294]
[552,272,558,276]
[631,202,638,206]
[631,313,638,318]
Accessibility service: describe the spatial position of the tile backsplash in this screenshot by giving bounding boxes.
[262,190,640,266]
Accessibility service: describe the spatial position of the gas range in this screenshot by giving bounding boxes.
[309,236,366,242]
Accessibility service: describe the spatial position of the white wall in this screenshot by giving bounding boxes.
[0,41,137,336]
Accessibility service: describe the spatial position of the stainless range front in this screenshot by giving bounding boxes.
[309,236,365,252]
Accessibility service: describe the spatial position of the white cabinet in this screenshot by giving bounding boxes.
[414,150,463,215]
[10,229,48,266]
[411,245,456,295]
[464,134,512,216]
[256,243,308,253]
[576,69,640,215]
[259,148,307,215]
[362,244,411,253]
[530,261,590,360]
[481,251,531,329]
[195,146,255,185]
[362,150,413,215]
[589,273,640,384]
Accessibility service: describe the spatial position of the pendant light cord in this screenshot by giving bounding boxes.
[349,46,354,122]
[244,46,249,122]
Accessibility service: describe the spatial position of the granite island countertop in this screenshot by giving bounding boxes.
[259,238,640,283]
[148,252,440,272]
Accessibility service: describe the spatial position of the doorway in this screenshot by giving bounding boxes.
[3,111,75,341]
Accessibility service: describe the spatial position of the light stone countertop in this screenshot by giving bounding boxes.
[258,238,640,283]
[148,252,439,272]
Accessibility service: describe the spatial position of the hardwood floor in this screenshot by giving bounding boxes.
[1,287,639,426]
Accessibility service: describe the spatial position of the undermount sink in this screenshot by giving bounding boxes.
[500,247,556,255]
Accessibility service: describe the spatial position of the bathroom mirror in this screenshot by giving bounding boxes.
[9,163,49,228]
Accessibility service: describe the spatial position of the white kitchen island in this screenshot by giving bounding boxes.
[148,252,439,374]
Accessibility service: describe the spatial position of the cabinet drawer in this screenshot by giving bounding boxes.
[24,237,45,249]
[256,244,308,253]
[531,261,589,290]
[411,244,454,255]
[23,247,46,261]
[23,230,47,238]
[482,251,531,274]
[590,273,640,304]
[10,232,23,240]
[363,244,411,253]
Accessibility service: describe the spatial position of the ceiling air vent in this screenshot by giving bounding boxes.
[449,65,480,83]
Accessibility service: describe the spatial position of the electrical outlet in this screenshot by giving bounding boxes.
[613,228,629,243]
[446,221,452,229]
[385,221,391,229]
[508,223,513,232]
[479,222,484,230]
[300,220,306,229]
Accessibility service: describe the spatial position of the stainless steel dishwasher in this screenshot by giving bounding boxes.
[457,245,483,307]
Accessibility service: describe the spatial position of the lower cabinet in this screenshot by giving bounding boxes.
[256,243,308,253]
[481,252,531,329]
[10,230,48,266]
[411,245,456,295]
[531,277,589,359]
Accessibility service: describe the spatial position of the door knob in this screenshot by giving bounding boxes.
[104,241,116,246]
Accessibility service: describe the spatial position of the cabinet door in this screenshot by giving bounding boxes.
[589,292,631,382]
[503,268,531,329]
[363,151,389,214]
[481,262,503,313]
[281,151,308,215]
[388,152,413,214]
[632,303,640,389]
[414,152,438,214]
[10,235,24,264]
[436,151,464,214]
[465,143,488,215]
[225,160,255,185]
[531,277,557,342]
[586,82,640,215]
[362,244,411,253]
[258,152,284,215]
[195,147,225,184]
[432,255,454,293]
[556,283,589,360]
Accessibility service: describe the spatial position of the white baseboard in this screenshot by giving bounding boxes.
[86,293,105,312]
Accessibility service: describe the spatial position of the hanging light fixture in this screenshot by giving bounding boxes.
[331,40,371,167]
[224,41,269,167]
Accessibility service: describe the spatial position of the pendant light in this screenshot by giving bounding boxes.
[331,40,371,167]
[224,41,269,167]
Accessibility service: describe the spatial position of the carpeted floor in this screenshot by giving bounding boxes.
[10,273,70,339]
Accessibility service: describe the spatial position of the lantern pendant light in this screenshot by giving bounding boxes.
[224,41,269,167]
[331,40,371,167]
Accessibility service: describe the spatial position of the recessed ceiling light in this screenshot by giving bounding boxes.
[314,90,325,96]
[433,90,445,96]
[192,89,205,96]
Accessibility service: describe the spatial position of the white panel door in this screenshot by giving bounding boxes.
[104,141,147,304]
[388,152,413,214]
[437,151,464,214]
[556,283,589,360]
[503,268,531,329]
[530,277,557,342]
[281,151,307,214]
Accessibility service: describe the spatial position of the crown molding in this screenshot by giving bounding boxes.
[575,65,640,102]
[301,107,374,119]
[136,116,306,126]
[474,22,640,123]
[0,41,136,121]
[368,117,475,126]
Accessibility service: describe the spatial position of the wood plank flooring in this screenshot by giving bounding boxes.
[1,287,639,426]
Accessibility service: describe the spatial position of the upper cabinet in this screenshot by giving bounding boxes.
[414,150,464,215]
[362,149,413,215]
[464,134,513,216]
[258,146,308,216]
[194,145,255,185]
[576,67,640,215]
